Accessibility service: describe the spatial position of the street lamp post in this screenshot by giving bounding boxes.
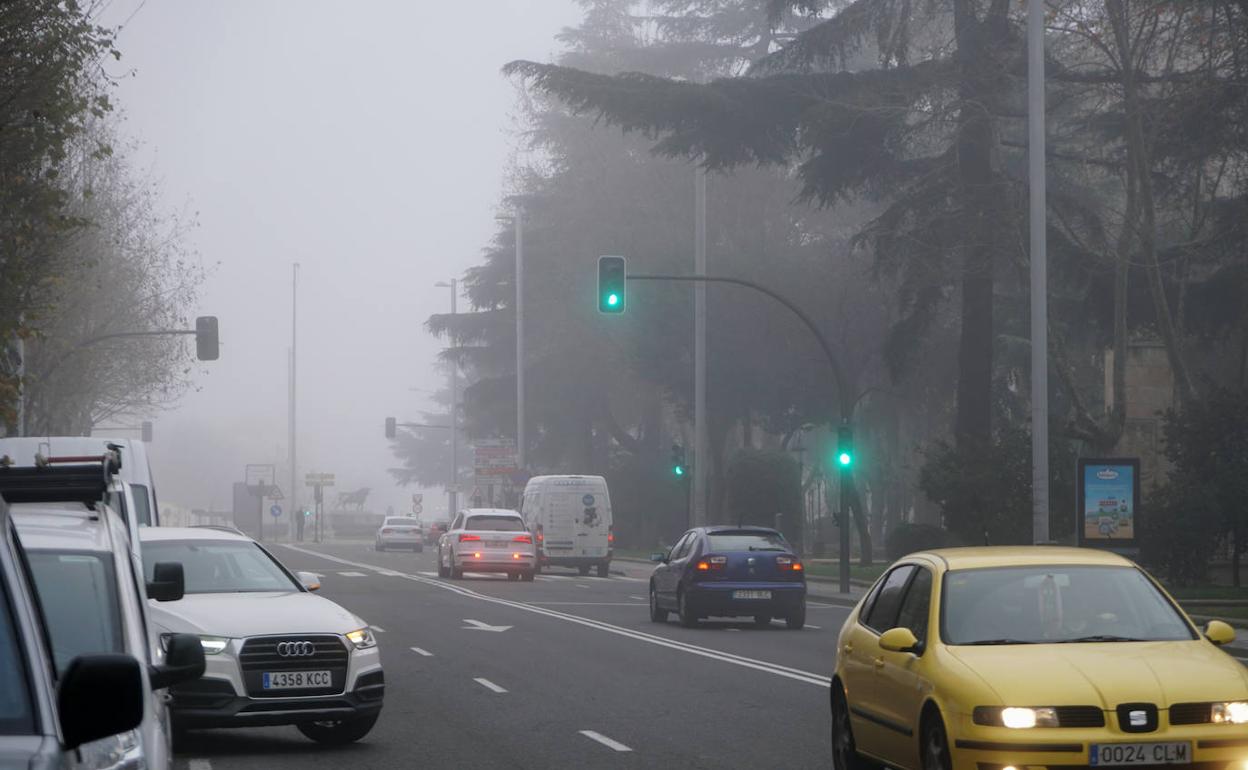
[1029,0,1050,544]
[497,210,526,473]
[436,280,460,516]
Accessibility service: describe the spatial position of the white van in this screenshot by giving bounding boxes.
[521,475,613,577]
[0,436,160,528]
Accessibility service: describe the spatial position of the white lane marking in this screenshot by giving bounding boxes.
[375,570,402,577]
[463,619,512,632]
[474,677,507,693]
[526,602,645,606]
[418,571,439,577]
[612,576,645,582]
[189,761,212,770]
[540,574,571,580]
[410,646,433,657]
[806,625,822,630]
[576,584,590,589]
[579,730,632,752]
[629,595,646,601]
[337,571,367,577]
[278,545,831,688]
[370,625,386,633]
[807,602,849,609]
[726,628,741,632]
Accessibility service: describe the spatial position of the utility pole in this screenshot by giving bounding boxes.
[1029,0,1050,543]
[290,263,299,542]
[693,166,708,527]
[14,325,24,437]
[437,280,461,516]
[515,208,526,472]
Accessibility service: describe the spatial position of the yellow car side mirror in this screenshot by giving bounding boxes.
[1205,620,1235,646]
[879,627,922,654]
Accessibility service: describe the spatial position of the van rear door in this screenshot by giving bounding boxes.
[573,488,610,559]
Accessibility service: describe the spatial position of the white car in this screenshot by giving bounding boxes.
[374,516,423,552]
[138,527,385,745]
[437,508,536,581]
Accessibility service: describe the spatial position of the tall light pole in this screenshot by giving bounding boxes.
[1029,0,1050,543]
[497,210,526,472]
[436,280,460,516]
[693,166,708,527]
[290,263,299,540]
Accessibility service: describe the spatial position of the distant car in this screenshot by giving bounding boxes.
[375,516,423,552]
[437,508,536,581]
[831,546,1248,770]
[649,526,806,629]
[139,527,385,745]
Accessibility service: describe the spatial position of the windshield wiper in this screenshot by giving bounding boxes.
[962,638,1037,646]
[1056,635,1145,643]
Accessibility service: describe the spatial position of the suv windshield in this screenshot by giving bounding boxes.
[0,570,35,735]
[706,531,788,552]
[465,515,524,532]
[26,551,124,674]
[942,565,1195,645]
[142,540,298,594]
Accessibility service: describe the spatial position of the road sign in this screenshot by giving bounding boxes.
[246,464,275,488]
[473,439,518,484]
[270,504,282,518]
[412,493,423,504]
[304,472,335,487]
[413,504,423,515]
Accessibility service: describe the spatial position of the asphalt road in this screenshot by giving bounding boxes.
[173,541,845,770]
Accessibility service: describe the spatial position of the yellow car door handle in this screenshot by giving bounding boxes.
[873,657,885,668]
[843,644,853,655]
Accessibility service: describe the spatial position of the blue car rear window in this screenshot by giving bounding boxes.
[706,532,788,552]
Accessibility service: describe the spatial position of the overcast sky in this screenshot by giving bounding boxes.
[100,1,582,520]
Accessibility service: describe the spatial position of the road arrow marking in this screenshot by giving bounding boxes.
[410,646,433,657]
[463,618,512,632]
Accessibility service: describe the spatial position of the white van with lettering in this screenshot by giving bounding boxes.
[521,475,613,577]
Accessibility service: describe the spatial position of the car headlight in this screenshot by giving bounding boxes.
[346,627,377,650]
[1212,702,1248,724]
[973,706,1059,728]
[161,633,229,655]
[77,728,142,769]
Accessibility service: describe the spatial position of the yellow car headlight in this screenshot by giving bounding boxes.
[345,627,377,650]
[1212,702,1248,724]
[974,706,1059,728]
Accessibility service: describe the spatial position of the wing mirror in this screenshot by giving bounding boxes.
[58,654,145,749]
[150,633,206,690]
[649,552,667,563]
[1205,620,1236,646]
[147,561,185,602]
[297,571,321,592]
[879,627,923,655]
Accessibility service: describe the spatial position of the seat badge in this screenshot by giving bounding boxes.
[1129,710,1147,728]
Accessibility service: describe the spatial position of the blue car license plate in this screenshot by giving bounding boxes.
[733,590,771,600]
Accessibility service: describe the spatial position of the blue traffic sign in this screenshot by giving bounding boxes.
[270,504,283,518]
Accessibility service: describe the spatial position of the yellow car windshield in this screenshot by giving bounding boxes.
[941,565,1195,645]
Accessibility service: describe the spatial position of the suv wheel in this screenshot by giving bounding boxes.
[297,713,379,745]
[521,569,535,582]
[649,584,668,623]
[578,565,590,576]
[450,556,463,580]
[437,550,449,578]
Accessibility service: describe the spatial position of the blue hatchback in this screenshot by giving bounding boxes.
[648,526,806,629]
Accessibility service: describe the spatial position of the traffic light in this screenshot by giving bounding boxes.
[385,417,396,439]
[670,443,687,477]
[597,255,626,314]
[836,425,854,469]
[195,316,219,361]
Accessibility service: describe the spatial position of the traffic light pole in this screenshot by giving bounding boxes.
[629,273,856,593]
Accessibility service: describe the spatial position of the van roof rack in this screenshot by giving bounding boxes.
[0,449,121,506]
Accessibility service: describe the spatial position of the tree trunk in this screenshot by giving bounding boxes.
[848,476,873,566]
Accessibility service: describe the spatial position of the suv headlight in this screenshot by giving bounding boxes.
[973,706,1059,728]
[346,627,377,650]
[1213,702,1248,724]
[161,633,229,655]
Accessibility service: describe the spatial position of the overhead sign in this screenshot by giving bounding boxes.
[270,504,282,518]
[474,439,518,484]
[305,472,335,487]
[1077,457,1140,550]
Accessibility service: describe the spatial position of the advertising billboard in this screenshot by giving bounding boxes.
[1076,457,1141,550]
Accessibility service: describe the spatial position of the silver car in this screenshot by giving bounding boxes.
[374,516,424,552]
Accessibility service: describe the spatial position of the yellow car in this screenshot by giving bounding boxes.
[831,547,1248,770]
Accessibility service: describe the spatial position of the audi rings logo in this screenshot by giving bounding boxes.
[276,641,316,657]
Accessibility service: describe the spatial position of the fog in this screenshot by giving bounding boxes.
[102,1,582,519]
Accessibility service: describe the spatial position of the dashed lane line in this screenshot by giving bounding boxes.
[371,625,386,633]
[474,677,508,694]
[527,602,645,606]
[629,595,646,601]
[418,571,439,577]
[278,544,832,688]
[580,730,633,752]
[337,571,367,577]
[410,646,433,657]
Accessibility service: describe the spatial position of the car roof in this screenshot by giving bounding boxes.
[139,526,252,543]
[9,503,115,553]
[526,475,606,483]
[910,546,1133,570]
[463,508,521,517]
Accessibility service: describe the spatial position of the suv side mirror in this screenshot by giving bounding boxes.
[297,571,321,592]
[58,654,145,749]
[147,561,185,602]
[650,552,667,563]
[150,633,206,690]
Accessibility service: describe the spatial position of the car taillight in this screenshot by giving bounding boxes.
[459,534,481,542]
[776,555,803,571]
[382,528,393,533]
[513,534,533,544]
[695,555,727,571]
[536,532,544,543]
[608,525,614,544]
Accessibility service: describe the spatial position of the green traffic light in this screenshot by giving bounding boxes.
[837,451,852,467]
[607,293,619,307]
[673,465,685,476]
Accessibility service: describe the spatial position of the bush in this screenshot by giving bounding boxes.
[886,523,956,560]
[724,449,803,546]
